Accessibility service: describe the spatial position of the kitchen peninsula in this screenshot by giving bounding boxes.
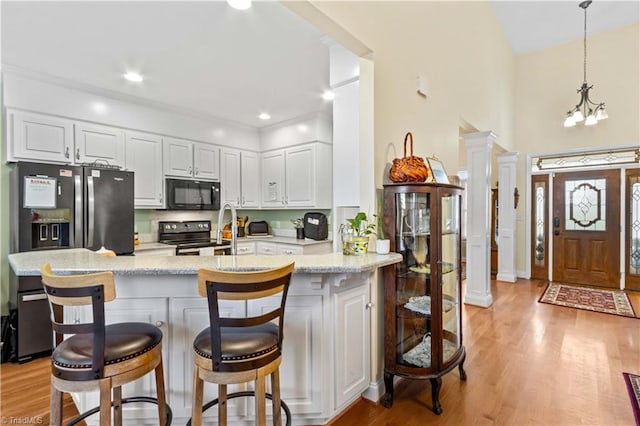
[9,249,401,425]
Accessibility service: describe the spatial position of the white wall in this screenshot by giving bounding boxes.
[258,113,331,151]
[3,72,261,151]
[308,1,516,187]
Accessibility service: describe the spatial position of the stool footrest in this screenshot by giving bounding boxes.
[186,391,291,426]
[65,396,173,426]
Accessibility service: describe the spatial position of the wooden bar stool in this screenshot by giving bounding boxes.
[40,263,170,426]
[191,262,295,426]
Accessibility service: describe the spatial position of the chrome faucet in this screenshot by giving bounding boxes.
[216,203,238,255]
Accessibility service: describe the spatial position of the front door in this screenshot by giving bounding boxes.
[552,169,620,288]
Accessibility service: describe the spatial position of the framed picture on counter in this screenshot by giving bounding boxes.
[427,157,449,184]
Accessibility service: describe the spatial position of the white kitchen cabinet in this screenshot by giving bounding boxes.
[236,241,256,255]
[170,298,247,422]
[7,109,74,163]
[256,241,278,255]
[240,151,260,207]
[248,294,324,417]
[163,137,219,181]
[332,281,371,411]
[73,298,170,425]
[74,122,125,167]
[125,131,164,208]
[220,148,260,208]
[256,240,330,256]
[194,142,220,180]
[261,150,286,208]
[261,143,332,209]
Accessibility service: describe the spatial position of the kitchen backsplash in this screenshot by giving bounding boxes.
[135,209,332,242]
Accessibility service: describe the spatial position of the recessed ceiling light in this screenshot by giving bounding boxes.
[259,113,271,120]
[227,0,251,10]
[124,72,143,82]
[322,90,335,101]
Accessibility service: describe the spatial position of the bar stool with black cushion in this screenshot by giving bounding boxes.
[40,263,170,426]
[191,262,295,426]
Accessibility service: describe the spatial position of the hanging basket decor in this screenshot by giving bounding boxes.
[389,132,429,183]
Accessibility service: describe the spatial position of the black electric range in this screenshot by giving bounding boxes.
[158,220,230,256]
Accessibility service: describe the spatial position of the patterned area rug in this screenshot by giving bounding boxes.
[539,283,637,318]
[623,373,640,426]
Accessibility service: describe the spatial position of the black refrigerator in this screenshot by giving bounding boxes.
[8,161,134,361]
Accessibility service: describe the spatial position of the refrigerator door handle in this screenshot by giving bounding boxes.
[87,176,95,247]
[74,175,83,248]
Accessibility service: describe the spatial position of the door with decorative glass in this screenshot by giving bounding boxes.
[552,169,620,287]
[626,169,640,291]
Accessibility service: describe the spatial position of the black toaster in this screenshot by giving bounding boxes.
[303,212,328,241]
[248,221,269,236]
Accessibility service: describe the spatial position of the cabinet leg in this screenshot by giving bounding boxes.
[459,351,467,381]
[382,372,394,408]
[430,377,442,415]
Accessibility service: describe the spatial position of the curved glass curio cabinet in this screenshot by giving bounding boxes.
[382,183,466,414]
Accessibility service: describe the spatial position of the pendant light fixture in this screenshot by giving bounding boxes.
[563,0,608,128]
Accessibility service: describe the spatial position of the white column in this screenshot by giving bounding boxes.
[463,131,496,307]
[496,152,519,282]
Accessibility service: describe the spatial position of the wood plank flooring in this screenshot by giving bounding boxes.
[1,279,639,425]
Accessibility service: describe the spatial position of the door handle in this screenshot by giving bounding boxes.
[74,175,83,248]
[553,217,560,228]
[65,146,70,159]
[76,148,80,161]
[87,176,95,247]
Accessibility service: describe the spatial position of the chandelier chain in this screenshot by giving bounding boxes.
[583,5,587,83]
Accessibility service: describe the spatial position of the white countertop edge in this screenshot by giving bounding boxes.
[9,249,402,276]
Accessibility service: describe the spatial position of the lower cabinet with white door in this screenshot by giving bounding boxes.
[61,263,383,425]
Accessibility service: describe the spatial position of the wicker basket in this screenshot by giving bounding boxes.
[389,132,429,183]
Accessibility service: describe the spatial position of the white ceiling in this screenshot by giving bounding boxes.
[2,1,638,129]
[491,1,640,55]
[1,1,332,129]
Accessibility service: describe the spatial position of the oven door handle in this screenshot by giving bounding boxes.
[176,248,201,256]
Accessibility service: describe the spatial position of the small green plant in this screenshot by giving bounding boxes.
[346,212,376,237]
[290,218,304,229]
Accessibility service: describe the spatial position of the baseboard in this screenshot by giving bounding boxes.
[496,272,517,282]
[464,292,493,307]
[362,378,385,402]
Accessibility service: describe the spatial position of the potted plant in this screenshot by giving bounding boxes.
[374,213,390,254]
[340,212,375,255]
[291,218,305,239]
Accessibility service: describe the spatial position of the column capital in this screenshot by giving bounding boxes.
[497,151,519,163]
[463,131,498,150]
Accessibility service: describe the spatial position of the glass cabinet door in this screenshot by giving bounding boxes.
[440,192,461,364]
[394,192,433,368]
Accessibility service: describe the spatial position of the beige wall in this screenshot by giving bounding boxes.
[513,23,640,273]
[309,3,639,276]
[310,1,516,185]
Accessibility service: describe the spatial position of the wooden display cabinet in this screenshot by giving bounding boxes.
[382,183,466,414]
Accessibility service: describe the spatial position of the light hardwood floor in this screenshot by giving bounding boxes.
[1,279,639,425]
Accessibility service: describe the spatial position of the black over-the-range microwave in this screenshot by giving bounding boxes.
[165,178,220,210]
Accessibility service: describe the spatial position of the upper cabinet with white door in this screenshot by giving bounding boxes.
[7,109,126,167]
[7,109,75,164]
[125,131,163,208]
[220,148,260,208]
[261,142,332,209]
[74,122,125,167]
[163,137,219,181]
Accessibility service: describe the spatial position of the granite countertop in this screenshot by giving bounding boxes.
[9,248,401,276]
[237,236,332,246]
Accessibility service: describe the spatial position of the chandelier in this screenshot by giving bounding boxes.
[563,0,608,127]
